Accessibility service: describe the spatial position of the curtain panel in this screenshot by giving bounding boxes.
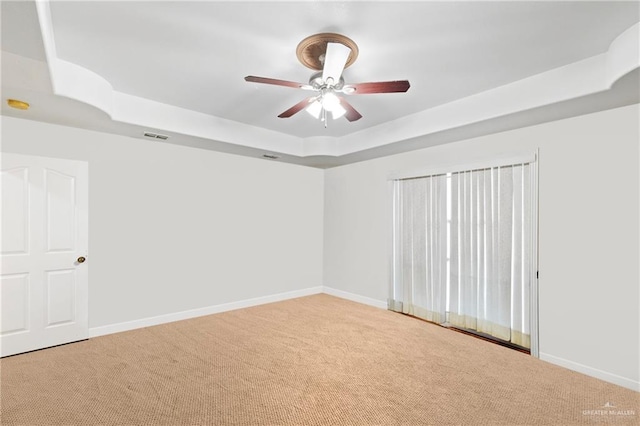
[390,176,447,324]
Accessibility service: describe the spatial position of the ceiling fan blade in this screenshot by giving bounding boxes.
[245,76,312,90]
[322,42,351,85]
[278,97,314,118]
[344,80,411,94]
[339,97,363,122]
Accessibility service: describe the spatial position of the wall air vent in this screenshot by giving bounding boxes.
[143,132,169,140]
[262,154,280,160]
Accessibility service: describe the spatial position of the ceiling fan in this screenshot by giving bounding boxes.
[244,33,410,127]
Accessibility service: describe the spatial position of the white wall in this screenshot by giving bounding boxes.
[3,105,638,390]
[1,116,324,329]
[324,104,640,390]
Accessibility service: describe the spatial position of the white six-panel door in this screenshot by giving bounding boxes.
[1,153,88,357]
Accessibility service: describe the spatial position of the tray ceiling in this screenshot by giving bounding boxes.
[2,1,639,167]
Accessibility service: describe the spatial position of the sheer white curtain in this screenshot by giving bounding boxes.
[448,164,532,348]
[390,176,447,323]
[390,161,535,349]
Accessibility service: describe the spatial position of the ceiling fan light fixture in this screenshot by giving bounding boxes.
[322,92,346,120]
[306,92,347,122]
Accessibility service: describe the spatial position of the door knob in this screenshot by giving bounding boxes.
[77,256,86,263]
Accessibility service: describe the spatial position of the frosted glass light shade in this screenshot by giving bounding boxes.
[305,100,322,119]
[322,92,341,111]
[331,104,346,119]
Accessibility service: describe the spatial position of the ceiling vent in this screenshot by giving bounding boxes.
[262,154,280,160]
[143,131,169,140]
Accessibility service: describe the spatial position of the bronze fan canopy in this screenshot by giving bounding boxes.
[244,33,410,126]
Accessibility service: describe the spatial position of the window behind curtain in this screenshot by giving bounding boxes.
[390,160,537,350]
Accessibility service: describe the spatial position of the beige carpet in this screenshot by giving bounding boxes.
[1,294,638,425]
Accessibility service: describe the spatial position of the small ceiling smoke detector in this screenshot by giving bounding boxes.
[7,99,30,110]
[143,131,169,140]
[262,154,280,160]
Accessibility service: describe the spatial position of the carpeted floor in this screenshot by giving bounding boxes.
[1,294,638,425]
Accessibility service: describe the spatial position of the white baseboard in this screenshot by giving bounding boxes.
[321,286,387,309]
[89,286,323,338]
[89,286,387,339]
[539,352,639,392]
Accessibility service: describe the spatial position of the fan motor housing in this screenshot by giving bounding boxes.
[309,71,345,90]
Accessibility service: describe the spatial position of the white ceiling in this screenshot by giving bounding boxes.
[2,1,639,167]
